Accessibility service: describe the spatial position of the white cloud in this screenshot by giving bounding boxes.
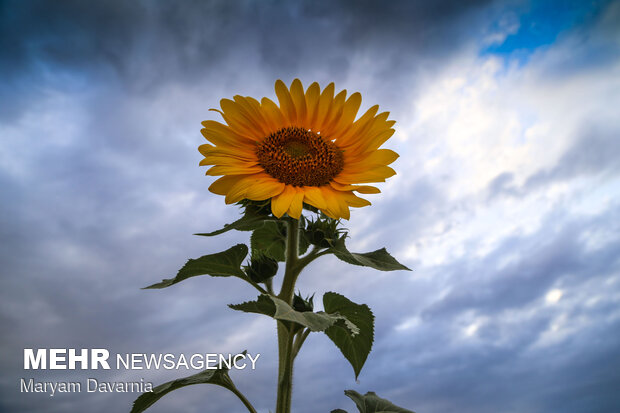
[392,11,620,271]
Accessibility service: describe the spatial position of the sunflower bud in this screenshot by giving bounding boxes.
[292,293,314,313]
[245,254,278,283]
[304,217,342,248]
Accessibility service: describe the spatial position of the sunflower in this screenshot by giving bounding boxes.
[199,79,398,220]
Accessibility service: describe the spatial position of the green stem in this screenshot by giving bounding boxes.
[228,383,259,413]
[279,219,301,302]
[275,218,300,413]
[275,322,295,413]
[292,328,311,359]
[264,277,274,295]
[244,276,269,295]
[273,220,332,412]
[296,247,331,270]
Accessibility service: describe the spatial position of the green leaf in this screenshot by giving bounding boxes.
[194,207,269,236]
[144,244,248,289]
[331,240,411,271]
[230,294,359,334]
[130,353,242,413]
[323,292,374,379]
[251,221,287,261]
[338,390,415,413]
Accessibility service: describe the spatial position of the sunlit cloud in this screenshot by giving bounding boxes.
[545,289,563,304]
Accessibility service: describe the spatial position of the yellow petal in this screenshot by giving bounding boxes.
[206,165,265,176]
[260,97,286,133]
[345,149,399,169]
[220,98,266,139]
[350,111,390,147]
[361,127,397,154]
[209,175,246,196]
[200,121,255,148]
[199,155,258,167]
[223,174,283,204]
[334,166,396,184]
[288,188,305,219]
[320,186,350,220]
[342,191,371,208]
[331,92,362,138]
[344,115,395,156]
[329,181,381,194]
[198,143,214,156]
[322,90,347,136]
[225,177,254,204]
[320,208,338,220]
[305,82,321,130]
[335,105,380,146]
[245,96,275,133]
[245,178,285,200]
[302,186,328,210]
[271,185,297,218]
[314,83,335,131]
[275,79,296,125]
[198,144,256,161]
[289,79,307,126]
[232,95,271,136]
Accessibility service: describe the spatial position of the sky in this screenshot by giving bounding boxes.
[1,0,619,412]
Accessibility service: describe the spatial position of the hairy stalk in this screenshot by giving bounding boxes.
[275,322,295,413]
[275,218,300,413]
[279,219,301,302]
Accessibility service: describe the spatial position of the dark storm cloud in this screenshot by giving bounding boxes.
[327,0,492,49]
[375,315,620,413]
[1,0,496,121]
[2,0,495,72]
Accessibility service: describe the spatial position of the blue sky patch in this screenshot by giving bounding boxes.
[482,0,610,63]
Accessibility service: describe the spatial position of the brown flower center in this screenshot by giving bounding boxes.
[256,126,344,187]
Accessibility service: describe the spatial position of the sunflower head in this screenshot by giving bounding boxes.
[199,79,398,220]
